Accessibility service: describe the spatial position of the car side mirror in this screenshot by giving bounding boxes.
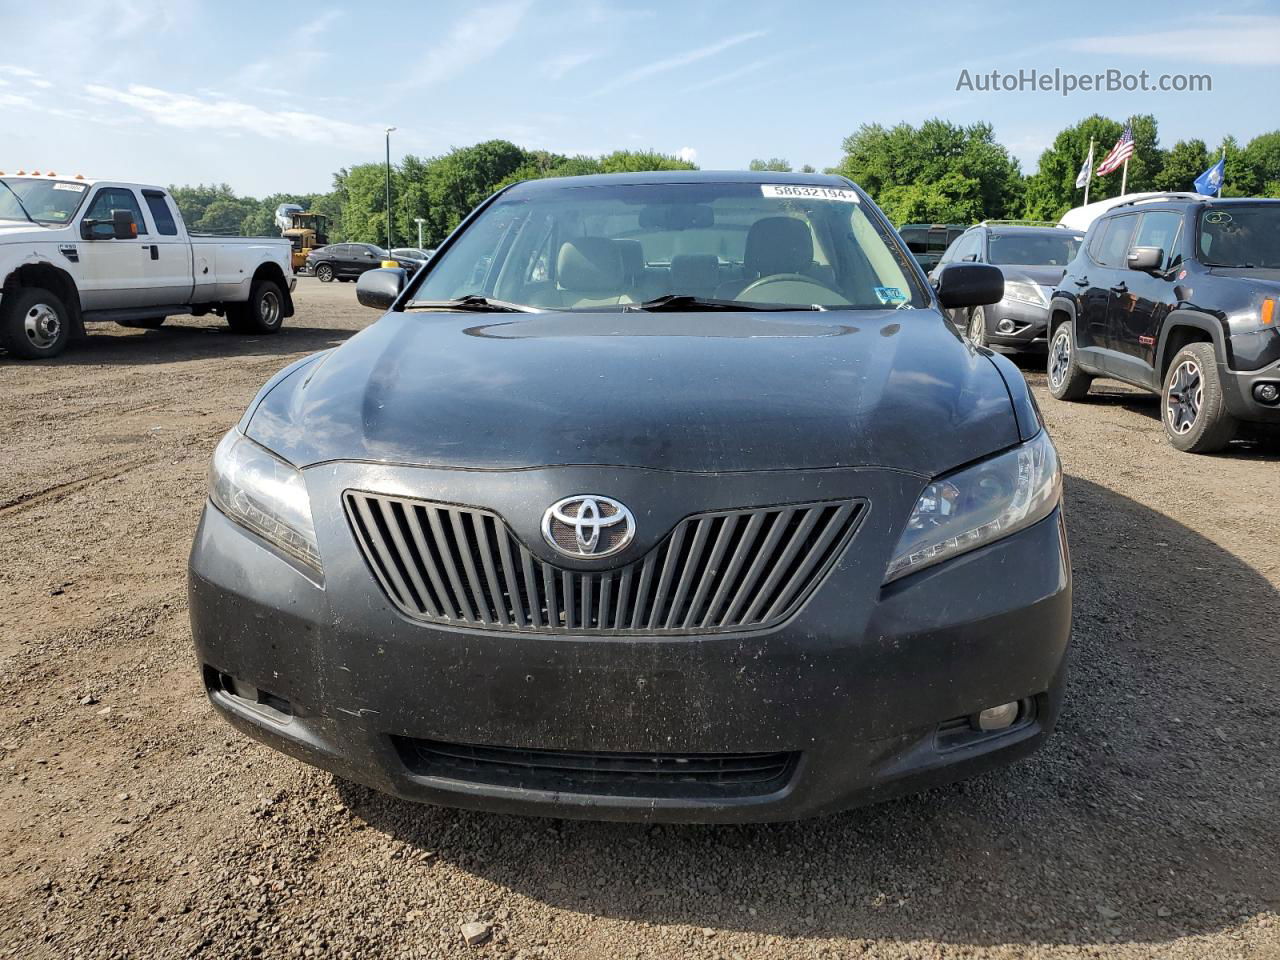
[356,267,407,310]
[934,263,1004,309]
[112,209,137,240]
[1127,246,1163,272]
[80,219,116,240]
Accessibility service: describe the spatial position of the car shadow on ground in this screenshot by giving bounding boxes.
[0,321,358,367]
[338,475,1279,948]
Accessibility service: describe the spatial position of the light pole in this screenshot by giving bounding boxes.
[384,126,396,253]
[414,217,426,250]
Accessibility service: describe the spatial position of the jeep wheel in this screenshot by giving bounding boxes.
[314,263,334,283]
[226,279,285,335]
[1047,322,1092,401]
[966,306,987,348]
[0,286,72,360]
[1163,342,1237,453]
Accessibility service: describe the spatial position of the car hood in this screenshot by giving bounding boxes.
[1207,266,1280,287]
[246,309,1021,477]
[999,264,1068,287]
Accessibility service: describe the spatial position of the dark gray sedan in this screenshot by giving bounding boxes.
[189,172,1071,823]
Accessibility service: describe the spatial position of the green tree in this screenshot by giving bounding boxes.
[1155,139,1210,193]
[334,162,399,245]
[748,158,792,172]
[1214,135,1249,197]
[168,183,239,229]
[192,196,257,235]
[836,119,1022,225]
[799,164,816,173]
[596,149,697,173]
[1240,131,1280,196]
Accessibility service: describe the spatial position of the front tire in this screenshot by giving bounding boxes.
[966,306,988,348]
[1047,322,1092,401]
[0,286,72,360]
[226,279,285,335]
[1162,342,1236,453]
[314,263,334,283]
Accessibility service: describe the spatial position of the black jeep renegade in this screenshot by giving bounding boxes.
[1047,195,1280,453]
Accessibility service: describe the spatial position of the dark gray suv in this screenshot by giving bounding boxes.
[931,223,1085,353]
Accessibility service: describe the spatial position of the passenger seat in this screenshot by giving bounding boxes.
[552,238,633,308]
[669,253,720,298]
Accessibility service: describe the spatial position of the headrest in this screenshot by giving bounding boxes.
[558,238,624,293]
[670,253,720,291]
[745,217,813,276]
[613,238,644,284]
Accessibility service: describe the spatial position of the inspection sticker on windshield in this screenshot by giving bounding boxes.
[53,182,86,192]
[761,184,859,203]
[874,286,906,304]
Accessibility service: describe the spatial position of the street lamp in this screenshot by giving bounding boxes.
[414,217,426,250]
[384,126,396,253]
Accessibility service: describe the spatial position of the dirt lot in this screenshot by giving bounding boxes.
[1,278,1277,959]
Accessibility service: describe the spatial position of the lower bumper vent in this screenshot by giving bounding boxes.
[393,736,796,799]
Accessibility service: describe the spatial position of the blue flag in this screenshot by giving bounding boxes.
[1195,155,1225,196]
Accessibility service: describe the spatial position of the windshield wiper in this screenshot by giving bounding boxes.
[627,294,820,312]
[407,295,540,313]
[0,179,37,225]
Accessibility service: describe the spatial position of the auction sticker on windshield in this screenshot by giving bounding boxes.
[53,183,86,192]
[761,184,859,203]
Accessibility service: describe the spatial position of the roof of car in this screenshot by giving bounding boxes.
[980,224,1083,235]
[503,170,854,195]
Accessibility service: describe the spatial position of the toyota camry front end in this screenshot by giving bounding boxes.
[188,172,1071,823]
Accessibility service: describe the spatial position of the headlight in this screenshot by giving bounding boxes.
[885,430,1061,583]
[1003,280,1049,307]
[208,430,321,571]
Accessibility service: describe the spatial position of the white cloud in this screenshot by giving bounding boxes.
[1069,15,1280,64]
[82,83,387,146]
[686,53,786,92]
[412,1,532,88]
[677,146,697,164]
[0,92,35,109]
[543,51,600,81]
[0,65,52,88]
[593,30,767,95]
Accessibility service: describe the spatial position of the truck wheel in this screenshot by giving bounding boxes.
[0,286,72,360]
[314,263,334,282]
[1047,322,1092,401]
[227,279,285,335]
[1162,342,1237,454]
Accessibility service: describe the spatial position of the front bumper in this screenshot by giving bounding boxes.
[188,462,1072,823]
[1221,358,1280,425]
[986,298,1050,351]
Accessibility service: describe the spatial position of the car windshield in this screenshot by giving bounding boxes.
[987,231,1083,266]
[410,181,926,311]
[0,178,90,225]
[1198,205,1280,268]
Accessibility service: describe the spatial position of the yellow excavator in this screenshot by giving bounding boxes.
[282,212,329,272]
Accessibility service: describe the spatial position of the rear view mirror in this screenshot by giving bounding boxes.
[1127,246,1163,272]
[934,263,1004,309]
[356,268,407,310]
[81,220,115,240]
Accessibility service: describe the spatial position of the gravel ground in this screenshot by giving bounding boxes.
[1,279,1277,959]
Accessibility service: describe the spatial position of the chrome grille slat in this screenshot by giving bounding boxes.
[343,493,864,636]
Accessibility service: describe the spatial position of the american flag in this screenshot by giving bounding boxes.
[1097,124,1134,176]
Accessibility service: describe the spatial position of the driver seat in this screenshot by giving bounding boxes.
[715,217,814,300]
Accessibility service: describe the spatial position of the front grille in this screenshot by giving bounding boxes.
[393,736,796,799]
[343,493,864,636]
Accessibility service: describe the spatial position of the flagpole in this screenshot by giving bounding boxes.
[1084,137,1093,205]
[1120,155,1129,195]
[1218,152,1225,197]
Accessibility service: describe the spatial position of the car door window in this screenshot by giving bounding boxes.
[1092,215,1138,267]
[84,187,149,236]
[1134,212,1183,271]
[142,190,178,236]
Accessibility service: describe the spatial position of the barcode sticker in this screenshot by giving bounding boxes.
[761,184,859,203]
[53,182,87,192]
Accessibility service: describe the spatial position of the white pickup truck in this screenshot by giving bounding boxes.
[0,174,296,359]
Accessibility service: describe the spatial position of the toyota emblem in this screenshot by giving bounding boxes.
[541,495,636,559]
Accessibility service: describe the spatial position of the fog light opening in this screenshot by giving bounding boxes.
[974,701,1020,732]
[1253,382,1280,405]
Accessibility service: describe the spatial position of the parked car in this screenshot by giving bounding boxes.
[305,242,390,282]
[899,223,965,273]
[0,174,294,359]
[190,171,1070,823]
[390,247,435,268]
[1047,194,1280,453]
[931,222,1084,353]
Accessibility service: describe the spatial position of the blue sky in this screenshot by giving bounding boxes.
[3,0,1278,197]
